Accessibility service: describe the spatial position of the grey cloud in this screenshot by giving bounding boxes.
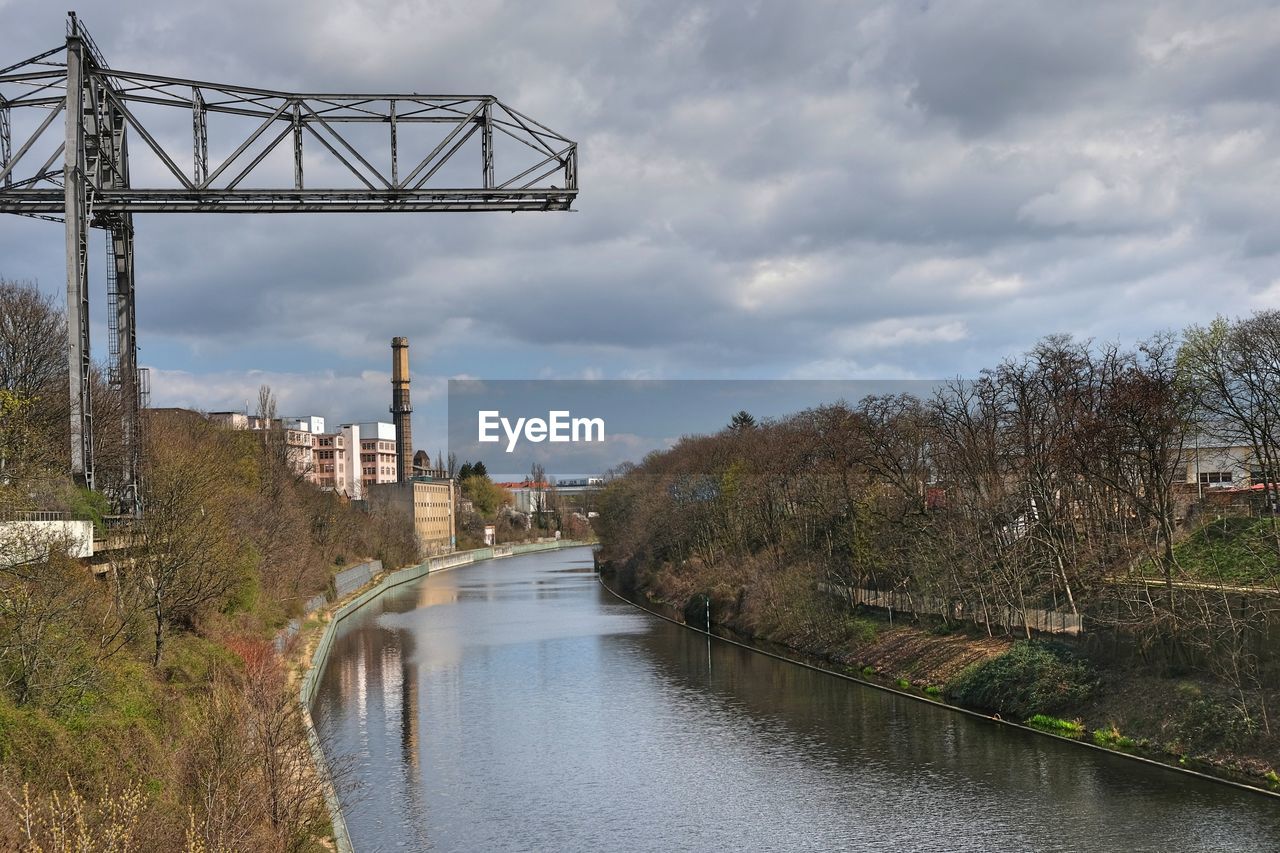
[4,0,1280,434]
[885,3,1142,134]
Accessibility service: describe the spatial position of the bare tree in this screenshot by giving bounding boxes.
[127,414,245,666]
[0,280,66,416]
[0,280,68,501]
[255,384,278,424]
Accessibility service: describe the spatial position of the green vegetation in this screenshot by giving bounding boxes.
[895,678,911,690]
[459,473,512,517]
[68,486,111,535]
[0,284,423,851]
[1025,714,1084,737]
[454,460,590,548]
[0,397,418,849]
[924,685,942,698]
[946,642,1096,719]
[842,618,878,646]
[1163,516,1280,585]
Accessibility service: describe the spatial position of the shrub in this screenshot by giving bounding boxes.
[9,780,145,851]
[946,641,1096,718]
[924,685,942,697]
[1178,693,1256,752]
[895,678,911,689]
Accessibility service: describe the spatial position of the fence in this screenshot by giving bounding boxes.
[0,509,70,522]
[820,582,1084,636]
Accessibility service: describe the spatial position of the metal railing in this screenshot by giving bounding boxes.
[0,509,71,522]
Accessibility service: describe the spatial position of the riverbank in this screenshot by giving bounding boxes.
[287,540,590,851]
[597,557,1280,799]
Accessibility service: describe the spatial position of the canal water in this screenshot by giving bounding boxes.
[312,547,1280,852]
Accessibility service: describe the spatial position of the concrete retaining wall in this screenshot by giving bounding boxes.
[333,560,382,598]
[0,519,95,559]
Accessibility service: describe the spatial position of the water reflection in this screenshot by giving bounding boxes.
[312,549,1280,853]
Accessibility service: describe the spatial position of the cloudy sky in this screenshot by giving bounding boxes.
[3,0,1280,459]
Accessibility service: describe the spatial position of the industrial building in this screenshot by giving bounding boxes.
[204,337,456,557]
[366,477,456,556]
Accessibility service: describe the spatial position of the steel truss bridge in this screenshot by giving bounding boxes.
[0,12,577,514]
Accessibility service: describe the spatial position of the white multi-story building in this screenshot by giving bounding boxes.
[207,411,323,477]
[350,421,399,490]
[207,412,414,500]
[288,415,325,434]
[310,431,348,493]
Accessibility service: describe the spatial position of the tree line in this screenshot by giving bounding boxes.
[598,318,1280,738]
[0,279,418,850]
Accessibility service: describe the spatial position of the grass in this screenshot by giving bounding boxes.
[1025,714,1085,737]
[1160,516,1280,585]
[0,630,234,803]
[924,685,943,698]
[895,678,911,690]
[1092,725,1137,749]
[861,665,876,677]
[842,618,878,646]
[1264,770,1279,791]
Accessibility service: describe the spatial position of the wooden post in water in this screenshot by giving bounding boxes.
[706,593,712,673]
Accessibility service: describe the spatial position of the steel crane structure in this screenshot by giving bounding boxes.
[0,13,577,514]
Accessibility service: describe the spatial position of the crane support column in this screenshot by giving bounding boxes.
[64,24,93,490]
[108,218,140,514]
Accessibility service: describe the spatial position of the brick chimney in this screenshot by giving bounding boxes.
[390,336,413,483]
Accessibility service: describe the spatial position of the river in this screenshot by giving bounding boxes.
[311,546,1280,852]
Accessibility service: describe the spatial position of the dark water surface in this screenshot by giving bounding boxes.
[312,547,1280,852]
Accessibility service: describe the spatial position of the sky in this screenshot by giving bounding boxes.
[2,0,1280,467]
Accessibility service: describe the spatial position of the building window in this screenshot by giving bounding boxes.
[1200,471,1234,486]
